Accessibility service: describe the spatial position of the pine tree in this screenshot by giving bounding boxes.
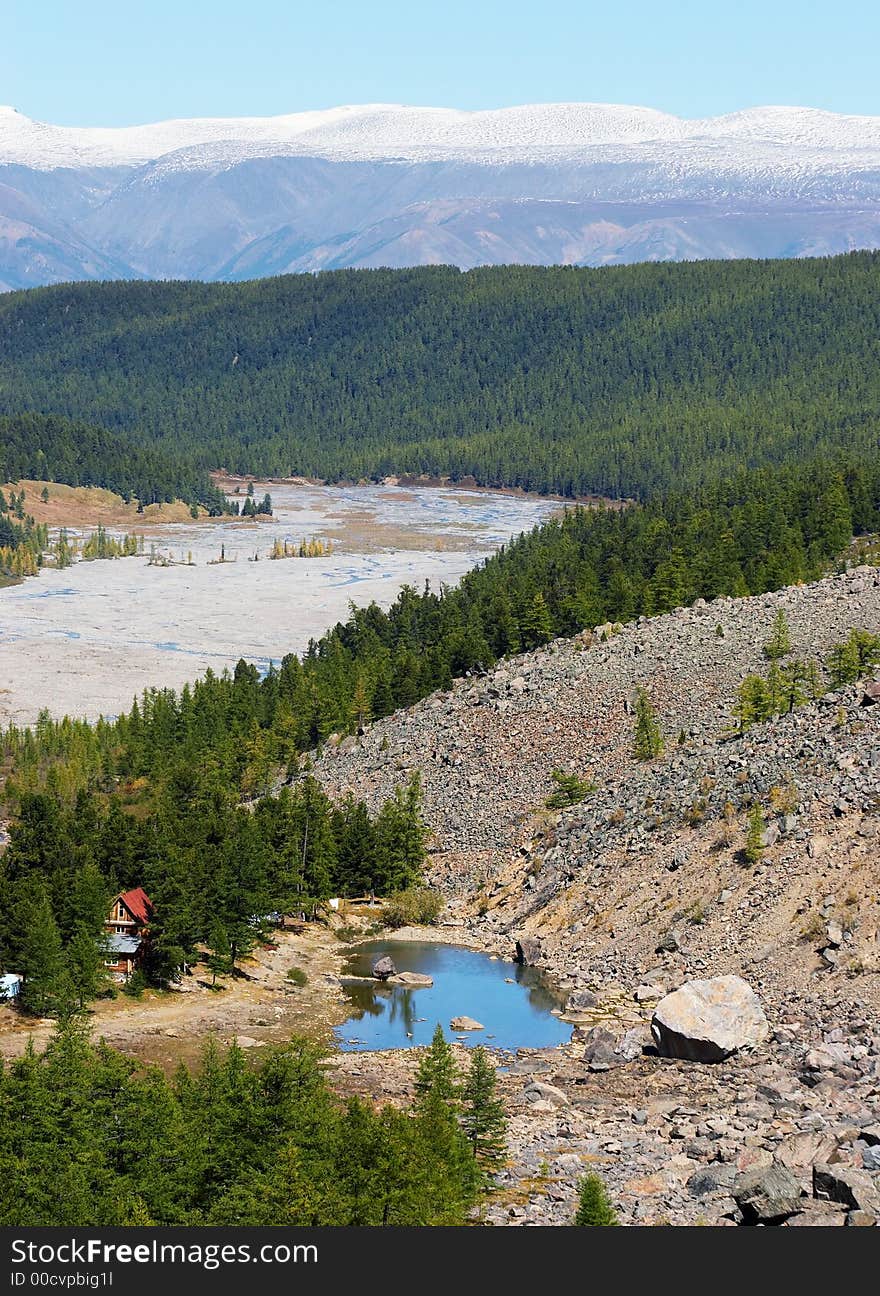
[779,659,809,713]
[414,1024,458,1108]
[545,769,594,810]
[520,592,554,648]
[375,773,426,893]
[633,687,664,761]
[733,674,774,733]
[349,673,371,733]
[412,1025,476,1220]
[66,924,108,1010]
[460,1047,507,1180]
[744,804,765,865]
[15,885,69,1018]
[573,1173,618,1225]
[205,924,232,986]
[763,609,792,661]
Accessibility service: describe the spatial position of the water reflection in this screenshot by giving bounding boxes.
[336,940,570,1052]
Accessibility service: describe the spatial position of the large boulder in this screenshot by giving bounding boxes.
[450,1015,484,1031]
[813,1165,880,1215]
[565,988,598,1013]
[372,956,397,981]
[523,1081,569,1108]
[582,1025,649,1071]
[733,1164,803,1223]
[387,971,433,987]
[514,936,543,966]
[651,975,769,1062]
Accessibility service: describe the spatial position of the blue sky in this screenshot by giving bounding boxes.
[4,0,878,125]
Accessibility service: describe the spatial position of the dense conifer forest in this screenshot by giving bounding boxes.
[0,1023,494,1225]
[0,414,230,512]
[1,254,879,500]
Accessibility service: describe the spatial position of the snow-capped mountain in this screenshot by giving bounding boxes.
[2,102,880,289]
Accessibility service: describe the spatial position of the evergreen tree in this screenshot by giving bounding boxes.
[733,674,773,733]
[14,882,69,1017]
[763,609,792,661]
[744,805,765,865]
[520,592,554,648]
[573,1173,618,1226]
[779,659,809,713]
[633,687,664,761]
[412,1026,476,1220]
[460,1047,507,1180]
[545,768,594,810]
[205,924,232,986]
[375,773,427,893]
[414,1024,458,1108]
[66,924,108,1010]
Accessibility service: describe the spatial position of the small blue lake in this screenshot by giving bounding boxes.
[335,940,571,1052]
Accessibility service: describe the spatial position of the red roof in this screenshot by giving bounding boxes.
[118,887,153,925]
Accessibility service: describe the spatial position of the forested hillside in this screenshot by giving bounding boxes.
[0,414,229,512]
[2,255,879,1018]
[2,254,879,499]
[2,449,876,1014]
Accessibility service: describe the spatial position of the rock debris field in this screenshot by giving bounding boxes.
[316,567,880,1224]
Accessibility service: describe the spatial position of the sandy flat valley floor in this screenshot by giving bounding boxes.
[2,482,559,725]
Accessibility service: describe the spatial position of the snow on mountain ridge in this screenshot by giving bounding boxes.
[3,102,880,173]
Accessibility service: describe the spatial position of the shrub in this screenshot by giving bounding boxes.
[122,971,146,999]
[383,887,444,928]
[286,967,308,987]
[743,804,765,865]
[633,687,664,760]
[545,768,595,810]
[335,925,362,944]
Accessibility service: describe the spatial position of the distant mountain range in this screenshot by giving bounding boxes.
[2,101,880,289]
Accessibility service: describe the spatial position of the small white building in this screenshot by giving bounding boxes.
[0,972,23,1001]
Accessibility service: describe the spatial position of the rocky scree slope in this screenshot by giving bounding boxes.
[316,565,880,1225]
[316,565,880,1010]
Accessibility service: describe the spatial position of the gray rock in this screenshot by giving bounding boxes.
[860,680,880,706]
[514,936,543,966]
[372,955,397,980]
[523,1081,569,1107]
[825,921,844,948]
[687,1165,738,1198]
[651,975,770,1063]
[733,1164,803,1223]
[565,988,598,1012]
[782,1201,847,1227]
[813,1164,880,1214]
[862,1146,880,1172]
[450,1015,484,1031]
[582,1026,622,1071]
[615,1026,650,1062]
[634,983,663,1003]
[388,971,433,987]
[845,1211,878,1227]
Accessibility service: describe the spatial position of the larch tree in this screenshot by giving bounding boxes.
[633,686,664,761]
[573,1172,618,1225]
[460,1046,507,1181]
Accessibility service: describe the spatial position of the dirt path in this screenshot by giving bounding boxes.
[0,925,354,1072]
